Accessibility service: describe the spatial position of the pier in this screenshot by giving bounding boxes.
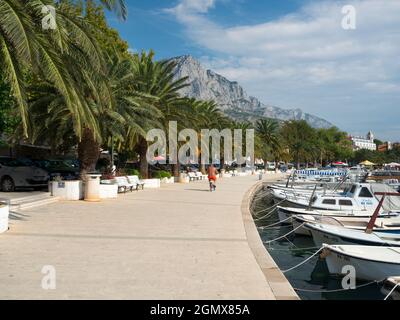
[0,175,298,300]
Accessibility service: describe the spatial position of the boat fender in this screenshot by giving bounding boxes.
[320,248,331,259]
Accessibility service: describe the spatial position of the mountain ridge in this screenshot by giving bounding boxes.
[171,55,333,129]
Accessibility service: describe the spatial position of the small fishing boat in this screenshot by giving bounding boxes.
[306,223,400,247]
[381,277,400,300]
[275,183,381,211]
[367,170,400,182]
[305,191,400,246]
[383,179,400,192]
[270,187,318,202]
[293,214,400,237]
[277,205,398,225]
[269,173,347,201]
[295,169,348,182]
[322,244,400,282]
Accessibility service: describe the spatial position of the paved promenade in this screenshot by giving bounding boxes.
[0,174,298,300]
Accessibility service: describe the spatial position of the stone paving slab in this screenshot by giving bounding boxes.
[0,174,297,300]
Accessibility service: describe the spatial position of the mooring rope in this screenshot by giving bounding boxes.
[384,282,400,300]
[257,215,293,229]
[253,209,277,222]
[252,199,286,217]
[282,247,324,273]
[293,280,385,294]
[252,192,273,202]
[258,225,293,231]
[268,246,320,252]
[263,223,306,244]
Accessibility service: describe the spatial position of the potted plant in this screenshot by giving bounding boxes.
[155,171,174,184]
[50,176,83,200]
[0,200,10,234]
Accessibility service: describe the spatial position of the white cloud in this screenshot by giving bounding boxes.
[166,0,216,15]
[166,0,400,140]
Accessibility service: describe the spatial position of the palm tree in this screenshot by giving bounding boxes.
[181,99,226,173]
[0,0,124,135]
[23,54,159,176]
[280,120,316,169]
[75,0,128,19]
[127,50,189,178]
[256,119,280,170]
[232,121,254,169]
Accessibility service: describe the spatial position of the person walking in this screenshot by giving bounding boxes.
[208,164,218,192]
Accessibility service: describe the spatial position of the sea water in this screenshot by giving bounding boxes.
[252,187,387,300]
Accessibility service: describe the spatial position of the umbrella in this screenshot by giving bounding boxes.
[359,160,375,166]
[152,155,166,162]
[332,161,348,166]
[387,162,400,167]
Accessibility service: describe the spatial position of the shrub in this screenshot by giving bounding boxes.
[152,170,172,179]
[125,169,140,177]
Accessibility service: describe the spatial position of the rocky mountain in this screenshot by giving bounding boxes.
[171,55,333,128]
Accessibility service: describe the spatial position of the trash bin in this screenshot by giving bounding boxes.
[84,174,102,202]
[179,173,189,184]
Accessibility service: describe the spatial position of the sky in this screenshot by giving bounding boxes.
[107,0,400,141]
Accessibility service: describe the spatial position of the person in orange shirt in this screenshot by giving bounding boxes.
[208,164,218,192]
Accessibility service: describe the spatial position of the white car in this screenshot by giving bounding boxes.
[266,162,276,170]
[0,157,49,192]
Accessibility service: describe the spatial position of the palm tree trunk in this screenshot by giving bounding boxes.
[172,163,180,178]
[78,128,100,178]
[295,151,300,169]
[221,156,226,170]
[138,137,149,179]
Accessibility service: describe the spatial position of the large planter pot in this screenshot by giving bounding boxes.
[179,173,189,184]
[99,184,118,199]
[161,177,175,184]
[143,179,161,189]
[0,202,9,234]
[50,180,83,201]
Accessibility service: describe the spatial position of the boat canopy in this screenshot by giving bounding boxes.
[371,183,400,211]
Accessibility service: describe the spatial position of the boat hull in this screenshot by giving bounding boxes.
[292,215,400,237]
[382,277,400,300]
[324,247,400,282]
[277,206,379,224]
[292,218,312,236]
[307,224,400,247]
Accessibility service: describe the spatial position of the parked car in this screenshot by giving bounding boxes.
[33,159,79,180]
[266,162,276,171]
[0,157,49,192]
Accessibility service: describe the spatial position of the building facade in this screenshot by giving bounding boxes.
[378,141,392,152]
[350,131,377,151]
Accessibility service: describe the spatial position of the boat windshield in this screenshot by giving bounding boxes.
[359,187,374,198]
[347,185,357,195]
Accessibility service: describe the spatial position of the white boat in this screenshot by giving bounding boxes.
[292,214,400,236]
[306,223,400,247]
[0,201,9,234]
[295,169,348,182]
[322,244,400,282]
[271,187,318,202]
[276,183,380,211]
[383,179,400,192]
[348,166,368,183]
[381,277,400,300]
[276,205,398,225]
